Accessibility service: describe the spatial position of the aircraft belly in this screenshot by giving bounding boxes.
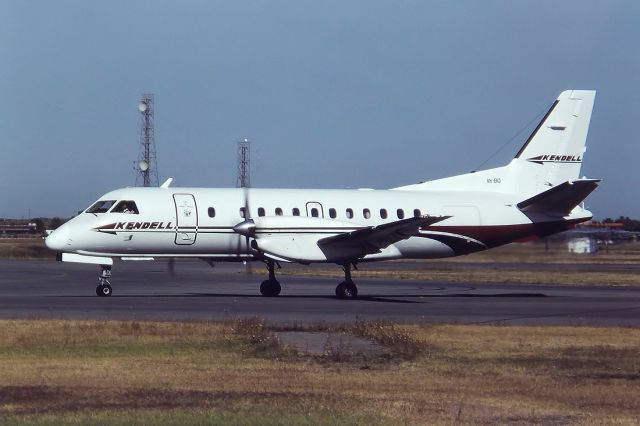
[161,233,239,255]
[178,232,238,254]
[394,238,457,259]
[256,235,328,263]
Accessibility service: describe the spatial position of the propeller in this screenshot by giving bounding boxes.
[233,186,257,261]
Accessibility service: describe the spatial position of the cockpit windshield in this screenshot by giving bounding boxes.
[111,200,139,214]
[86,200,117,214]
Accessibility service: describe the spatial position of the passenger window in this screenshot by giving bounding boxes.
[275,208,283,216]
[292,208,300,216]
[239,207,246,218]
[111,200,139,214]
[311,208,319,218]
[363,208,371,219]
[397,209,405,219]
[208,207,215,218]
[329,208,336,219]
[86,200,117,214]
[346,208,354,219]
[380,209,388,219]
[414,209,421,217]
[258,207,265,217]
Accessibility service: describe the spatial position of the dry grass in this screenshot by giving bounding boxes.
[0,320,638,424]
[0,238,51,260]
[281,266,640,286]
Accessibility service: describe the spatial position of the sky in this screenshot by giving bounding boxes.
[1,1,639,219]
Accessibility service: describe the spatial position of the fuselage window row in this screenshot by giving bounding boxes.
[232,205,418,220]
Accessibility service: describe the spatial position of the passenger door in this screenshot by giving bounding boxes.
[173,194,198,245]
[305,202,324,218]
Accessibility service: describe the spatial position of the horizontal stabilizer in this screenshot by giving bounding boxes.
[517,179,600,216]
[318,215,449,258]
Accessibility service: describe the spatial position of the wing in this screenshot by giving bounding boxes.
[317,215,449,259]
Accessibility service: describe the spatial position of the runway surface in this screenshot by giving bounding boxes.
[1,259,640,326]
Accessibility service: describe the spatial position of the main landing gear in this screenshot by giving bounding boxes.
[335,263,358,299]
[260,259,281,297]
[256,260,359,299]
[96,265,112,297]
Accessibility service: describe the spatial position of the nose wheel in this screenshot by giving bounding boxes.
[96,283,112,297]
[96,265,113,297]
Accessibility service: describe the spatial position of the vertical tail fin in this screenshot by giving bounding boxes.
[513,90,596,189]
[392,90,597,198]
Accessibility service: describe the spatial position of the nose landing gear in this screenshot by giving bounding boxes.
[96,265,112,297]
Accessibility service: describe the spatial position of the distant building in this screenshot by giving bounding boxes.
[575,221,624,229]
[0,220,39,237]
[568,237,597,254]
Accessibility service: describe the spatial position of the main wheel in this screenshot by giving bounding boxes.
[336,281,358,299]
[96,283,112,297]
[345,281,358,299]
[260,279,281,297]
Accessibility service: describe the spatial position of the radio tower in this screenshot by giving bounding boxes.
[135,94,159,187]
[237,138,251,188]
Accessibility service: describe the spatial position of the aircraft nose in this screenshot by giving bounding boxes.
[45,226,71,251]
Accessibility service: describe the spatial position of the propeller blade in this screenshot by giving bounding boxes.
[235,186,252,257]
[243,186,252,255]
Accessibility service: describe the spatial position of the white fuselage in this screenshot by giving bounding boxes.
[45,186,590,264]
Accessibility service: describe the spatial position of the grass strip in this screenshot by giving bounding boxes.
[0,320,638,424]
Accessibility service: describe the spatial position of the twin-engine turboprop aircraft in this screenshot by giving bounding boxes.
[46,90,599,299]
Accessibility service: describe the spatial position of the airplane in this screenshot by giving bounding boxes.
[45,90,599,299]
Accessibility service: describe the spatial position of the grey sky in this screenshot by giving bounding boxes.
[1,1,638,219]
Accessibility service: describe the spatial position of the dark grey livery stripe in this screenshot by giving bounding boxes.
[514,100,559,159]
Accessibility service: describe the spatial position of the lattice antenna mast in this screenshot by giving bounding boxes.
[237,139,251,188]
[135,94,159,187]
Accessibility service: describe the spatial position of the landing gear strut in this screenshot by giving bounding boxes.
[96,265,112,297]
[260,259,281,297]
[335,263,358,299]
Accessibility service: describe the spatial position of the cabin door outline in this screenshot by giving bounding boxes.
[305,202,324,218]
[173,194,198,245]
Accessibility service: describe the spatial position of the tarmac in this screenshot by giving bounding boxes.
[1,259,639,326]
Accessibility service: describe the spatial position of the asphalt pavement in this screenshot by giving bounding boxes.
[1,259,639,326]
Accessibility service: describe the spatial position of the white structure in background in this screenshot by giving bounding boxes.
[568,237,597,254]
